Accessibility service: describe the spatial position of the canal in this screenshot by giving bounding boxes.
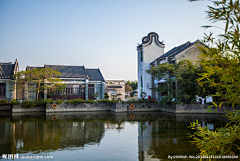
[0,111,228,160]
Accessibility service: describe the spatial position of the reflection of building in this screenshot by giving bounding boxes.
[138,122,154,161]
[0,117,105,154]
[0,119,13,155]
[25,65,105,100]
[104,122,125,130]
[105,80,125,100]
[0,59,19,101]
[137,32,204,99]
[138,117,220,161]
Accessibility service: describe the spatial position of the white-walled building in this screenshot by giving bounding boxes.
[137,32,204,99]
[137,32,165,99]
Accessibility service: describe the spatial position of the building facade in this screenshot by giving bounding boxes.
[25,65,105,100]
[137,32,204,99]
[0,59,19,101]
[137,32,165,99]
[105,80,125,100]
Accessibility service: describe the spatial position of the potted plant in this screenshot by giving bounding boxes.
[92,92,99,100]
[140,92,147,99]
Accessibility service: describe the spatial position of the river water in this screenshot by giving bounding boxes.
[0,111,228,160]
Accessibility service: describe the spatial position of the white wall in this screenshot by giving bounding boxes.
[138,36,164,99]
[137,49,142,99]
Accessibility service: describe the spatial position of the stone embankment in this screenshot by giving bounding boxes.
[10,102,239,113]
[46,102,161,113]
[12,104,45,112]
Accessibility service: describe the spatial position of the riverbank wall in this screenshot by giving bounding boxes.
[12,104,46,113]
[45,102,161,113]
[11,102,239,113]
[0,104,12,111]
[160,104,239,114]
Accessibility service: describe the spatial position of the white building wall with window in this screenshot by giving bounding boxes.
[137,32,164,99]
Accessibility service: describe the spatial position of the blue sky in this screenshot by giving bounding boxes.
[0,0,221,80]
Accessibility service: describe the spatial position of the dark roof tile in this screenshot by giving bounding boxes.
[0,63,15,79]
[25,65,105,81]
[26,66,43,70]
[86,69,105,82]
[45,65,87,78]
[150,40,201,64]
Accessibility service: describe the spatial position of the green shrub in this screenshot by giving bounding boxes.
[87,99,95,104]
[10,99,20,105]
[147,100,157,103]
[0,99,8,105]
[127,99,155,103]
[110,100,119,103]
[92,92,99,99]
[104,93,109,99]
[35,98,47,107]
[21,99,47,108]
[66,100,73,105]
[67,99,85,105]
[55,99,64,105]
[21,100,34,108]
[44,98,53,105]
[137,99,147,103]
[97,99,111,103]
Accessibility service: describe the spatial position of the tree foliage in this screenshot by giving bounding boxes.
[125,84,133,92]
[12,67,65,100]
[125,80,138,90]
[188,0,240,158]
[146,60,216,104]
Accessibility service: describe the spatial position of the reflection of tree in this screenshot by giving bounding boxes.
[60,121,104,148]
[147,120,196,159]
[138,115,228,160]
[0,117,105,154]
[0,120,12,155]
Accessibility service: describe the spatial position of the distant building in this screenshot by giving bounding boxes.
[0,59,19,101]
[105,80,125,100]
[25,65,105,100]
[137,32,204,99]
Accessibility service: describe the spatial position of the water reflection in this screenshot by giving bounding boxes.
[138,114,227,160]
[0,112,229,160]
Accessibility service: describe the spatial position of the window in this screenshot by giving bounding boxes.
[140,50,143,62]
[88,84,94,96]
[0,83,6,99]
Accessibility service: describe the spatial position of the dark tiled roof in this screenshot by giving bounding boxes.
[25,65,105,81]
[26,66,43,70]
[169,40,200,58]
[150,40,201,64]
[86,69,105,82]
[0,63,15,79]
[45,65,88,78]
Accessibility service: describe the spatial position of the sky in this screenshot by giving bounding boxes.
[0,0,222,81]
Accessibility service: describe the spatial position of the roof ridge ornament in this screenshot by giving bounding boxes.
[142,32,165,48]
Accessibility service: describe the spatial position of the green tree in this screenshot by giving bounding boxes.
[188,0,240,157]
[125,80,138,90]
[13,67,65,100]
[125,84,133,92]
[146,60,214,104]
